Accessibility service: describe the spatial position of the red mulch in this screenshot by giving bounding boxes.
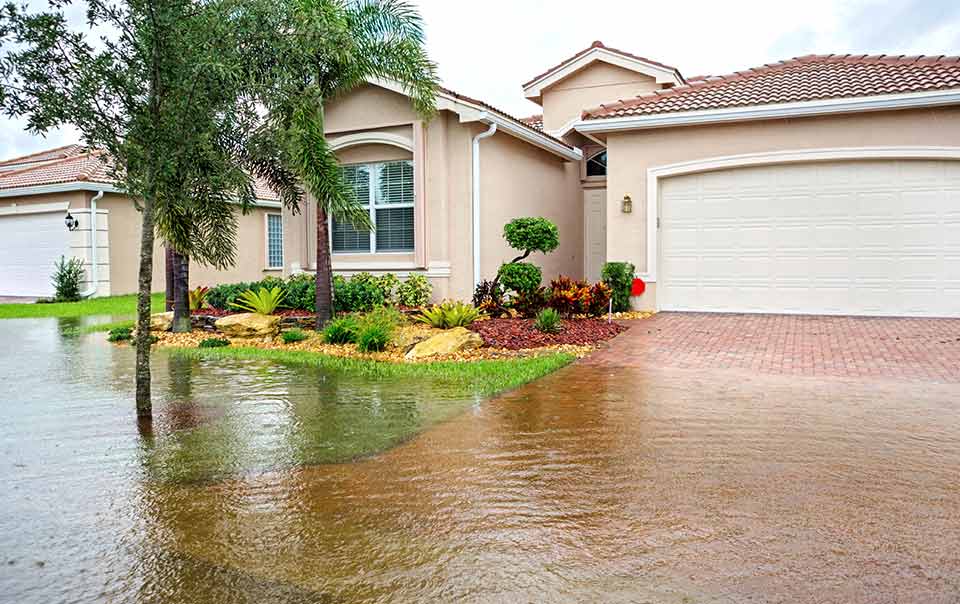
[191,308,315,318]
[469,318,626,350]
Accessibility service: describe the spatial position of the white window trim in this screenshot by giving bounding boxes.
[642,146,960,291]
[264,212,283,270]
[332,160,415,255]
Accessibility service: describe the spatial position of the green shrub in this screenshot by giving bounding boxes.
[51,256,85,302]
[503,217,560,257]
[511,286,549,318]
[498,262,542,294]
[377,273,401,304]
[473,279,508,317]
[587,281,613,317]
[397,274,432,307]
[356,323,391,352]
[416,301,481,329]
[362,305,403,330]
[230,287,286,314]
[601,262,636,312]
[323,316,360,344]
[534,308,562,334]
[284,274,315,312]
[333,275,385,313]
[198,337,230,348]
[281,328,309,344]
[107,326,133,342]
[207,281,257,310]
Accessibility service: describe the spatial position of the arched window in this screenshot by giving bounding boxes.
[586,150,607,177]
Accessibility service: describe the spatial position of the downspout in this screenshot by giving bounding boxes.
[80,190,104,298]
[471,119,497,288]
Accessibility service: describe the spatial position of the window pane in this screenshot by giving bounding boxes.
[332,218,371,253]
[333,164,372,253]
[267,214,283,268]
[586,151,607,177]
[375,207,414,252]
[377,161,414,205]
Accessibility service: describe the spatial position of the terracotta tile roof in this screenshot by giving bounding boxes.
[439,87,575,150]
[0,143,87,168]
[0,147,281,201]
[520,114,544,131]
[583,54,960,119]
[523,40,684,88]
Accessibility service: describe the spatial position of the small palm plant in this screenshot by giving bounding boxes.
[188,286,210,311]
[417,301,481,329]
[230,287,286,315]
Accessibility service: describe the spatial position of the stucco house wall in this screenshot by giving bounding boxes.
[603,106,960,309]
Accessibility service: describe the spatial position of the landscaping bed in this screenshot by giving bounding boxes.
[469,317,628,350]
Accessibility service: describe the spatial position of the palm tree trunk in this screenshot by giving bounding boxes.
[135,196,156,420]
[171,250,191,332]
[164,246,174,312]
[315,205,333,328]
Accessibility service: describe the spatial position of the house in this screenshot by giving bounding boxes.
[2,41,959,318]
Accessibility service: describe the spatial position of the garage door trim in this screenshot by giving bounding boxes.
[644,146,960,297]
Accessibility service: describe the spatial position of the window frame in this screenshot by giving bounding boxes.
[332,159,416,255]
[265,212,284,270]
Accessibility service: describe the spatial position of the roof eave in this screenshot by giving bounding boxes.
[0,180,281,206]
[575,88,960,134]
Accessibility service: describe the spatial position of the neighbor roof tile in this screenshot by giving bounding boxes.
[582,54,960,119]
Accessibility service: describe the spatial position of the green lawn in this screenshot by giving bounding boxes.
[0,293,164,320]
[170,346,575,398]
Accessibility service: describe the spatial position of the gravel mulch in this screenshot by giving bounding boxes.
[469,317,627,350]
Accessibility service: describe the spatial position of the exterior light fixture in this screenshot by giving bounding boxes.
[621,194,633,214]
[64,212,80,231]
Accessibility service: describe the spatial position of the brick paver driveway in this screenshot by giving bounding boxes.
[587,312,960,383]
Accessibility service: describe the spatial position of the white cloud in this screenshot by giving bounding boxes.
[2,0,959,159]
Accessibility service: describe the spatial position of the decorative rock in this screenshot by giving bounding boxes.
[405,327,483,360]
[214,313,281,340]
[391,325,436,353]
[150,312,174,332]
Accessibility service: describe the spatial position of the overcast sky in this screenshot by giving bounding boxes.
[2,0,960,160]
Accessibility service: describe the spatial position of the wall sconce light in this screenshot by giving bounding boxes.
[64,212,79,231]
[621,194,633,214]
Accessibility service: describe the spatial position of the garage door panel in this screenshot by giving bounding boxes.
[0,212,68,297]
[659,159,960,317]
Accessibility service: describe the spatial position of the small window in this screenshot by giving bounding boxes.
[586,150,607,177]
[332,160,415,254]
[266,214,283,268]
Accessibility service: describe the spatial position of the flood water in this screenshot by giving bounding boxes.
[1,318,959,603]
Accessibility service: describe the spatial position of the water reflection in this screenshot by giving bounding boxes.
[1,318,959,603]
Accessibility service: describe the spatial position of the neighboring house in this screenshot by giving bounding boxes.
[2,41,960,318]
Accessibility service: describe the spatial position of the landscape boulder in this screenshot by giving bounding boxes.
[214,313,280,340]
[405,326,483,360]
[150,312,174,332]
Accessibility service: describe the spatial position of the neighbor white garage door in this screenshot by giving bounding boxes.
[658,159,960,317]
[0,211,69,297]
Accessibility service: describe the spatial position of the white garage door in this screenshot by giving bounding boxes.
[658,159,960,317]
[0,211,69,297]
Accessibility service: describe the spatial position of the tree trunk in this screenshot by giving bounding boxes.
[171,250,191,332]
[164,246,174,312]
[135,197,156,420]
[315,205,333,328]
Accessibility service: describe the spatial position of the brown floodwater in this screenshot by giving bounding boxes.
[1,318,958,603]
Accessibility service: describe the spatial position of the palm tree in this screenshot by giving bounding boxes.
[249,0,438,327]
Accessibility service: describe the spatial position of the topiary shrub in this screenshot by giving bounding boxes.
[198,337,230,348]
[503,217,560,259]
[397,274,432,307]
[601,262,635,312]
[51,256,85,302]
[497,262,542,294]
[323,316,360,344]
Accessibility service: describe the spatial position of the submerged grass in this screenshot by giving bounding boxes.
[0,293,165,320]
[169,346,575,397]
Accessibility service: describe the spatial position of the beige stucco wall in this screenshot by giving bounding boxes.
[99,193,283,294]
[603,106,960,309]
[540,62,662,131]
[479,128,583,288]
[0,190,88,210]
[326,84,418,133]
